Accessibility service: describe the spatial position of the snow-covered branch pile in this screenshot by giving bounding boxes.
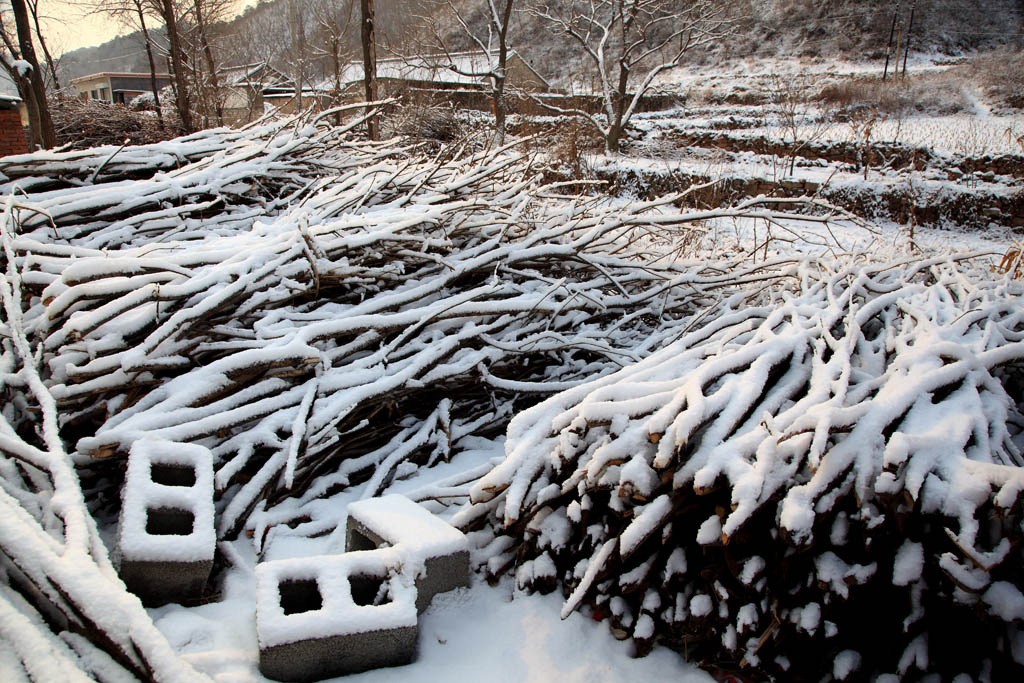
[7,106,1015,680]
[458,257,1024,680]
[1,107,854,681]
[1,199,208,681]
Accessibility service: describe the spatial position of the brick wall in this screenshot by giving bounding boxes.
[0,108,28,157]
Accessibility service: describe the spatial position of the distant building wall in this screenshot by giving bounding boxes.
[72,73,172,105]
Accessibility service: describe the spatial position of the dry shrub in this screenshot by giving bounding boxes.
[818,72,970,118]
[972,48,1024,111]
[390,102,465,143]
[550,119,602,180]
[50,97,183,150]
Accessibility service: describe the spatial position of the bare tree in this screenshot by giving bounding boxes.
[190,0,227,126]
[219,8,287,121]
[529,0,733,153]
[423,0,517,146]
[86,0,166,130]
[25,0,61,94]
[285,0,310,113]
[155,0,194,132]
[361,0,378,139]
[311,0,356,121]
[1,0,56,148]
[766,73,833,177]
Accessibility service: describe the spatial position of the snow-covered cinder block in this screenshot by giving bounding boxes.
[117,438,215,606]
[256,549,418,682]
[346,494,469,613]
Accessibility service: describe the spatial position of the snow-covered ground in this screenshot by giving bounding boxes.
[144,437,714,682]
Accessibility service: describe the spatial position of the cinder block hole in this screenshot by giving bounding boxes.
[348,528,379,552]
[150,463,197,487]
[350,575,391,606]
[279,579,322,615]
[146,507,195,536]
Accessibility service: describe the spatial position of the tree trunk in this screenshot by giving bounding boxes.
[28,0,61,97]
[136,3,164,131]
[288,0,307,113]
[11,0,55,148]
[607,61,630,154]
[332,35,343,125]
[492,0,515,147]
[194,0,224,126]
[361,0,378,140]
[161,0,194,132]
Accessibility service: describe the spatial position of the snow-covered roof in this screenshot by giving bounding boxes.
[320,50,547,91]
[70,72,171,84]
[219,63,290,89]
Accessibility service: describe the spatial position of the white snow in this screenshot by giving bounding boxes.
[346,494,469,565]
[792,603,821,635]
[833,650,862,680]
[689,594,713,618]
[619,494,672,558]
[143,438,715,682]
[695,515,722,545]
[5,49,1024,683]
[634,614,655,640]
[739,557,765,586]
[118,438,215,563]
[892,541,925,586]
[982,581,1024,622]
[254,549,416,648]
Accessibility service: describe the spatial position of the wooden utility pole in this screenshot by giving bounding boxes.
[10,0,55,148]
[902,2,917,80]
[361,0,378,140]
[883,2,900,81]
[894,21,903,84]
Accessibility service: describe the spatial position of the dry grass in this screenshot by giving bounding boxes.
[817,70,971,118]
[972,47,1024,112]
[388,102,465,142]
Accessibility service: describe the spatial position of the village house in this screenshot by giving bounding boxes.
[218,63,291,124]
[70,72,172,105]
[333,49,550,98]
[264,49,551,116]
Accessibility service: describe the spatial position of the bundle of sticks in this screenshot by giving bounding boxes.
[2,108,855,678]
[459,256,1024,679]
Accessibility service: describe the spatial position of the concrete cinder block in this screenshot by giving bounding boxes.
[256,549,418,682]
[117,438,215,606]
[346,494,470,613]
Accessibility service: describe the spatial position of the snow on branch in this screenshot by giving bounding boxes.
[461,255,1024,679]
[3,103,1014,680]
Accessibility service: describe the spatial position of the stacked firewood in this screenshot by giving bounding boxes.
[47,96,181,150]
[1,107,870,679]
[9,106,1012,679]
[458,256,1024,679]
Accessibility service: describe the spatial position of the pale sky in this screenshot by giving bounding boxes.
[37,0,260,55]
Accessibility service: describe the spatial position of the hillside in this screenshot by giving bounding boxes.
[55,0,1023,90]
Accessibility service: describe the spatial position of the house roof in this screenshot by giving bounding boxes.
[70,72,171,84]
[317,50,549,91]
[219,63,290,89]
